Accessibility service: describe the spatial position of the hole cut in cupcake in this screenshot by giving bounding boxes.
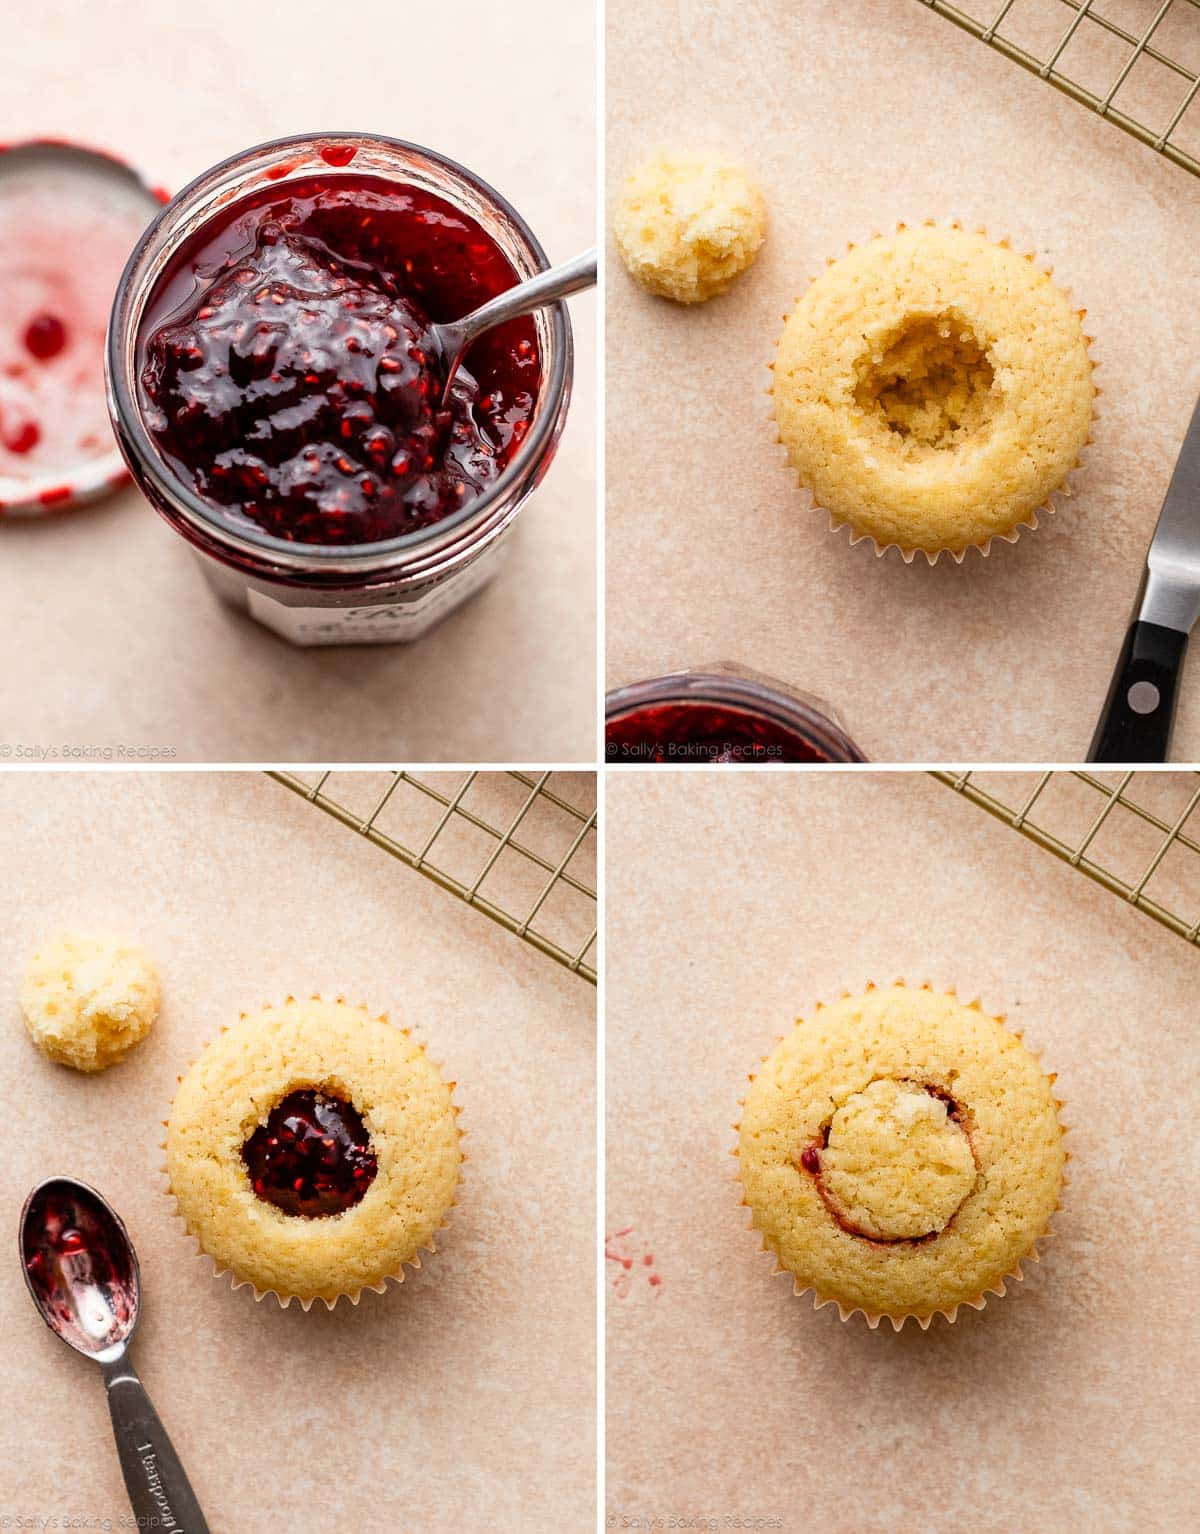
[853,311,998,458]
[242,1088,378,1219]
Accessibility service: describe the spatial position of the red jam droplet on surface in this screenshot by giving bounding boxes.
[606,702,829,764]
[799,1144,822,1175]
[24,312,67,361]
[242,1089,378,1218]
[138,175,540,546]
[320,145,357,168]
[5,419,41,454]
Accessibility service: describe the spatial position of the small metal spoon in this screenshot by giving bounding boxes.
[20,1177,211,1534]
[433,247,596,402]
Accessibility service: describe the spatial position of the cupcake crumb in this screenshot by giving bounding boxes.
[20,933,160,1072]
[613,151,766,304]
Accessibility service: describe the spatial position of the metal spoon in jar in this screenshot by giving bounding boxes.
[19,1177,212,1534]
[432,247,596,403]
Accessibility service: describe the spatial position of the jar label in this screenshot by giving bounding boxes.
[244,541,509,646]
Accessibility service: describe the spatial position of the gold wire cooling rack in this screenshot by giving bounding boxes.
[935,769,1200,946]
[271,770,598,985]
[918,0,1200,176]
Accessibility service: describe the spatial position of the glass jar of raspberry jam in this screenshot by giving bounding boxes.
[605,664,867,763]
[106,133,572,646]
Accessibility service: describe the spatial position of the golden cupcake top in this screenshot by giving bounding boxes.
[21,933,160,1073]
[771,223,1095,559]
[736,983,1066,1327]
[816,1076,977,1242]
[613,151,766,304]
[166,996,461,1308]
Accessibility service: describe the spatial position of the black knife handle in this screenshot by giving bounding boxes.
[1088,620,1187,763]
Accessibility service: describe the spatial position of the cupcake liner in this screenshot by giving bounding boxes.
[161,992,465,1312]
[732,977,1070,1331]
[767,218,1099,565]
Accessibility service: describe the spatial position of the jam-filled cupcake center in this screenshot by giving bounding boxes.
[801,1077,976,1242]
[853,312,996,455]
[242,1088,377,1218]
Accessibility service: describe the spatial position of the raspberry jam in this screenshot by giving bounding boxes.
[606,702,829,763]
[799,1144,822,1175]
[138,175,539,546]
[606,668,866,763]
[22,1183,137,1347]
[24,311,67,360]
[242,1089,378,1218]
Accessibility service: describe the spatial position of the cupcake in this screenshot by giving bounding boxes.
[736,983,1066,1328]
[166,996,461,1308]
[613,151,766,304]
[771,223,1095,560]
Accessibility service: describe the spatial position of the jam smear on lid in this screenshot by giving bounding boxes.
[24,312,67,361]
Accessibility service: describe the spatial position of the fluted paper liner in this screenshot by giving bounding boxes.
[732,977,1070,1331]
[162,993,464,1312]
[767,219,1099,565]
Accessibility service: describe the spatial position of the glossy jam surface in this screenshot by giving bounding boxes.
[139,174,540,545]
[0,161,151,482]
[23,1185,137,1350]
[606,701,828,764]
[242,1089,378,1218]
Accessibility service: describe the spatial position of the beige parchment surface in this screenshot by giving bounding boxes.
[606,0,1200,762]
[0,0,596,764]
[606,770,1199,1532]
[0,771,595,1532]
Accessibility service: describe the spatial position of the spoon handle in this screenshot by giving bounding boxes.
[457,247,597,347]
[103,1357,211,1534]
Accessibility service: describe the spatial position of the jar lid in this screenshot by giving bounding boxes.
[0,139,167,518]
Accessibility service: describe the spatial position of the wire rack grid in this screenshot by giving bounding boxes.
[271,769,598,985]
[935,768,1200,946]
[918,0,1200,176]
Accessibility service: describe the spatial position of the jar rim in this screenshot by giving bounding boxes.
[104,130,572,574]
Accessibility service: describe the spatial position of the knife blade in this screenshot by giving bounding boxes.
[1088,391,1200,763]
